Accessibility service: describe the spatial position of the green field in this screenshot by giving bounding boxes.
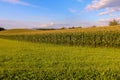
[0,38,120,79]
[1,26,120,48]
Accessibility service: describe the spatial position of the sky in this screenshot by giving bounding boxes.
[0,0,120,29]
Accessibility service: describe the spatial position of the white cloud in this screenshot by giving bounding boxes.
[68,8,77,13]
[0,19,72,29]
[39,22,55,27]
[99,8,120,15]
[99,18,120,23]
[0,18,104,29]
[0,0,37,7]
[86,0,120,15]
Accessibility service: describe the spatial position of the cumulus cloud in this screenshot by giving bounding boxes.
[99,8,120,15]
[86,0,120,15]
[0,0,37,7]
[39,22,56,28]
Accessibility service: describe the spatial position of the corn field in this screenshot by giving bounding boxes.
[0,31,120,48]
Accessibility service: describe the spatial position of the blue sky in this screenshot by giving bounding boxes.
[0,0,120,29]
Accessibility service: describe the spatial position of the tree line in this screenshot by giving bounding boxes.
[0,27,5,31]
[0,19,119,31]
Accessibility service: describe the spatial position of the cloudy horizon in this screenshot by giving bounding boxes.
[0,0,120,29]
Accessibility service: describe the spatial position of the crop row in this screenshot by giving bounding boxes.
[0,31,120,47]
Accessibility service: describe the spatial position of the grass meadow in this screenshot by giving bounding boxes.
[0,38,120,79]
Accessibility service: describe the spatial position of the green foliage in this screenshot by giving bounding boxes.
[69,26,75,29]
[35,28,56,30]
[0,39,120,79]
[60,27,66,30]
[0,27,5,31]
[91,25,97,28]
[69,26,82,29]
[0,31,120,48]
[109,19,119,26]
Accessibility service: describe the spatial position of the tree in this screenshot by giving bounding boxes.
[0,27,5,31]
[69,26,75,29]
[109,19,119,26]
[91,25,96,28]
[60,27,66,30]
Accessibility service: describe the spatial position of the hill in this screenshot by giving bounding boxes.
[0,25,120,35]
[0,25,120,48]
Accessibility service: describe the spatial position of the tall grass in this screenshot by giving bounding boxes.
[0,31,120,48]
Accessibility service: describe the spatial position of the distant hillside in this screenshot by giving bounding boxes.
[0,25,120,35]
[0,29,36,34]
[0,25,120,48]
